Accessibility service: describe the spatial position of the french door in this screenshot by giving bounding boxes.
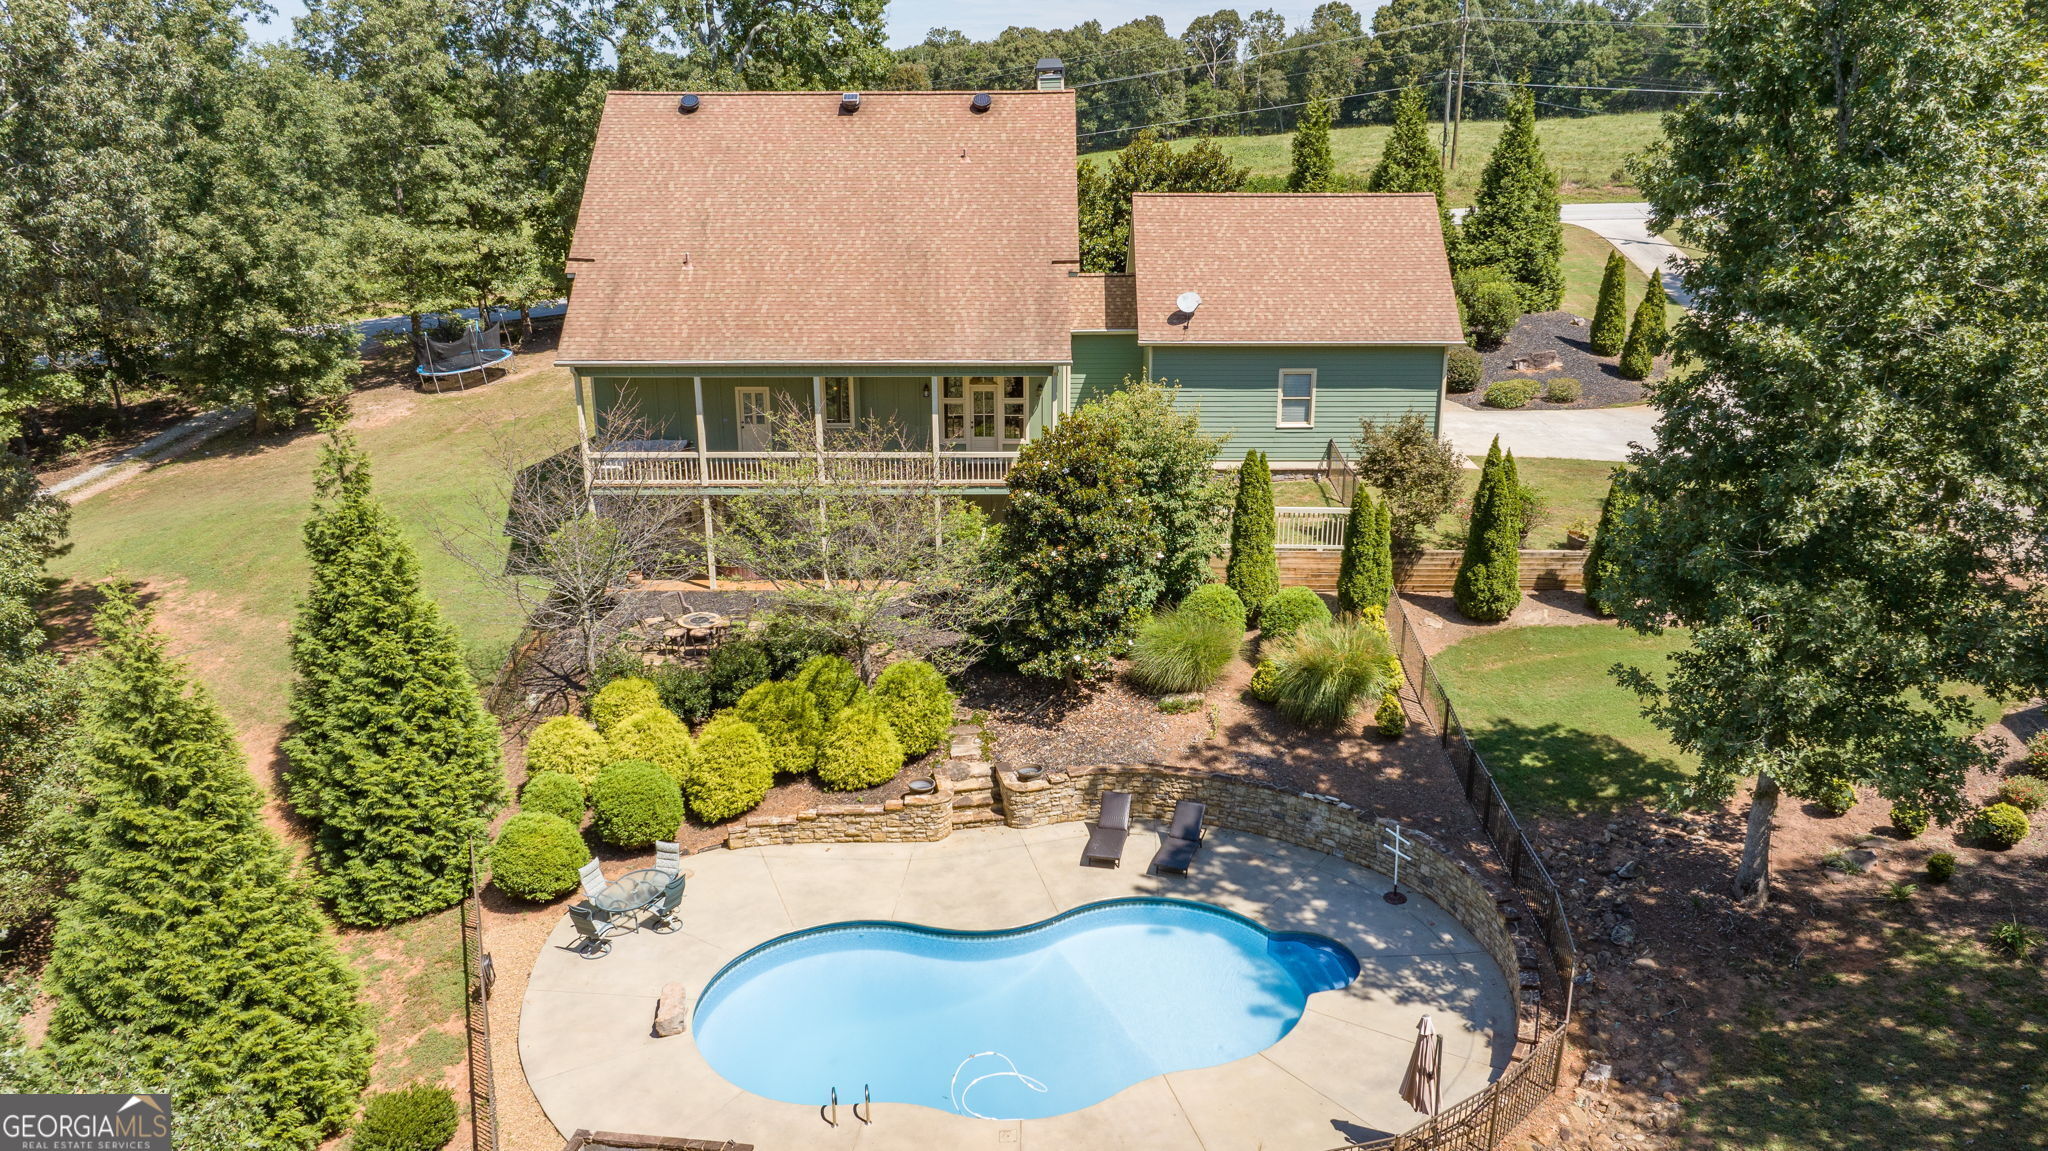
[736,387,772,451]
[942,377,1030,451]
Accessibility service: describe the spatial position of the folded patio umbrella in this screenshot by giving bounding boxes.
[1398,1013,1442,1116]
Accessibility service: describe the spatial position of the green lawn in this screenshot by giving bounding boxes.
[1689,924,2048,1150]
[1560,224,1624,320]
[50,366,576,729]
[1084,112,1665,206]
[1275,458,1619,549]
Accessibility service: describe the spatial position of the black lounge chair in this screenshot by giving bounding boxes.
[567,902,616,958]
[1083,791,1132,867]
[1149,800,1208,876]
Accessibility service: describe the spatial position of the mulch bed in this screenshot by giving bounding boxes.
[1449,310,1665,411]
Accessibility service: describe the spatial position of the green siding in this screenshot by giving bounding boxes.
[1071,333,1144,407]
[854,377,932,450]
[1147,345,1445,462]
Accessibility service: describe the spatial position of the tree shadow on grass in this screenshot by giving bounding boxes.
[1461,719,1692,817]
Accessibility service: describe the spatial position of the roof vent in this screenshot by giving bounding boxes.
[839,92,862,114]
[1034,58,1065,90]
[677,93,700,114]
[970,92,992,114]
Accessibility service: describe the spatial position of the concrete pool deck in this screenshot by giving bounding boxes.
[519,822,1516,1150]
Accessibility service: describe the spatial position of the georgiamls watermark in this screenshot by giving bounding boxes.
[0,1095,171,1151]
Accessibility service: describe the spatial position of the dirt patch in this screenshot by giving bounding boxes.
[1402,589,1606,659]
[1451,311,1661,411]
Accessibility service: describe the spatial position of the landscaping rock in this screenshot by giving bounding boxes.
[653,982,688,1037]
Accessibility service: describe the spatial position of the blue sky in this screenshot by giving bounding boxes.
[244,1,1328,50]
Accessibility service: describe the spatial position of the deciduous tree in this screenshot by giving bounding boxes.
[1351,413,1461,549]
[1078,131,1249,273]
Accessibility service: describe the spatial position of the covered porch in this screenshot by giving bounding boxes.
[575,367,1063,493]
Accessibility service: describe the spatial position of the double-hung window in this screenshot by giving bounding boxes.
[1277,370,1316,427]
[822,377,855,427]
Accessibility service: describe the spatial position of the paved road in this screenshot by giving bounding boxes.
[1443,402,1657,463]
[1558,202,1692,306]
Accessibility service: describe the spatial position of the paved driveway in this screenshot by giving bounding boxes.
[1443,403,1657,463]
[1559,203,1692,307]
[520,822,1514,1150]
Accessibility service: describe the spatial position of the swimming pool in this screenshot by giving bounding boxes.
[692,897,1360,1120]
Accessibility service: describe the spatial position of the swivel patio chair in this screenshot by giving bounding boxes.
[647,875,687,934]
[578,859,608,902]
[1082,791,1132,868]
[567,903,617,959]
[654,841,682,879]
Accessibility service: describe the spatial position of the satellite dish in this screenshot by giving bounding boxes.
[1176,291,1203,313]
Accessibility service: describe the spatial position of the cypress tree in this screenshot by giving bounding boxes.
[1367,88,1457,260]
[1582,468,1634,617]
[1460,91,1563,309]
[1225,451,1280,618]
[1589,250,1630,354]
[1286,95,1335,193]
[1619,269,1667,380]
[284,427,506,926]
[1453,438,1523,622]
[1335,489,1393,616]
[50,588,371,1145]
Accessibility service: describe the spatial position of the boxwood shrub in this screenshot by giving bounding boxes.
[871,659,956,757]
[1483,380,1539,409]
[519,772,585,824]
[587,676,662,734]
[688,715,776,823]
[795,655,865,720]
[816,698,905,790]
[1258,587,1333,646]
[706,641,772,711]
[353,1085,458,1151]
[1178,583,1248,634]
[733,680,823,775]
[489,812,587,901]
[1927,851,1958,883]
[1973,802,2031,849]
[589,760,685,848]
[1543,377,1582,403]
[605,707,700,786]
[1374,692,1408,738]
[1248,658,1280,704]
[524,716,610,786]
[1445,346,1483,394]
[1814,779,1859,817]
[1889,802,1930,839]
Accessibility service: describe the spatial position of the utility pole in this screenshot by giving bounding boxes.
[1448,0,1471,171]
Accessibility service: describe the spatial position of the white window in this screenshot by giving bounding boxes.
[1277,370,1316,427]
[823,377,855,426]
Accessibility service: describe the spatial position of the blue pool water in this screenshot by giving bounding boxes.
[692,898,1360,1120]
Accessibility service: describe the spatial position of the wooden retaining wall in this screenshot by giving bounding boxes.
[1215,548,1588,596]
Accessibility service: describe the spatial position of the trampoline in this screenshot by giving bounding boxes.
[414,322,513,392]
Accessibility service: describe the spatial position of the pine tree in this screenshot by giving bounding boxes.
[49,587,372,1145]
[1225,451,1280,619]
[1367,87,1456,260]
[1619,269,1667,380]
[284,427,506,926]
[1589,251,1630,354]
[1335,489,1393,616]
[1286,95,1335,193]
[1453,438,1523,622]
[1460,92,1563,310]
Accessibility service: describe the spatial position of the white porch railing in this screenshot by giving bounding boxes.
[588,449,1018,489]
[1275,506,1349,549]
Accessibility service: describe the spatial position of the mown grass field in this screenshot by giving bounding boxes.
[1275,456,1619,549]
[1083,111,1666,206]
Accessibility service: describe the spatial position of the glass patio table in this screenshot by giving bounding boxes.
[591,867,668,914]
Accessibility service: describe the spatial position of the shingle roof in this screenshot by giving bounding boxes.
[559,91,1080,366]
[1068,273,1137,331]
[1130,193,1464,346]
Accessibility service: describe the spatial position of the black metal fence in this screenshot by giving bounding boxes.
[462,845,501,1151]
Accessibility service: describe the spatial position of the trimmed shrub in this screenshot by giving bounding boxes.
[734,680,825,775]
[1973,802,2030,849]
[519,772,585,824]
[1619,269,1664,381]
[1814,779,1859,817]
[489,812,586,901]
[1543,377,1581,404]
[588,760,684,848]
[605,708,700,787]
[1374,692,1408,738]
[687,715,775,823]
[1335,490,1393,617]
[1178,583,1247,634]
[1268,618,1395,728]
[757,615,842,679]
[870,660,956,757]
[1926,851,1958,883]
[1259,587,1334,646]
[648,664,714,725]
[1226,451,1280,619]
[1467,281,1522,349]
[1445,346,1483,394]
[587,677,662,734]
[1588,250,1630,355]
[523,716,610,786]
[794,654,864,721]
[1890,803,1930,838]
[1454,439,1522,622]
[706,641,771,711]
[815,699,905,791]
[1997,775,2048,813]
[1129,609,1242,693]
[353,1085,457,1151]
[1248,658,1280,703]
[1482,379,1539,409]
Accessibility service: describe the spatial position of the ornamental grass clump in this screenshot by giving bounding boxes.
[605,707,701,786]
[687,715,776,823]
[816,699,905,790]
[1258,586,1333,646]
[519,772,585,824]
[734,680,824,775]
[352,1085,458,1151]
[1128,608,1242,694]
[588,760,684,848]
[489,812,587,901]
[587,676,663,733]
[870,659,956,757]
[523,716,610,785]
[1268,619,1395,729]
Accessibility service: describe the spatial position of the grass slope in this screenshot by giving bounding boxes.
[1276,457,1620,549]
[1560,224,1624,320]
[1084,112,1665,206]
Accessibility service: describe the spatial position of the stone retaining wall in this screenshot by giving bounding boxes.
[723,787,955,849]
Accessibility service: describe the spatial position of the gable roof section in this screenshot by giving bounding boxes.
[560,90,1080,366]
[1130,193,1464,346]
[1068,273,1137,331]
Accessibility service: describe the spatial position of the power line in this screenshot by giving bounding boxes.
[1077,80,1439,141]
[1482,16,1708,29]
[1074,20,1461,91]
[1463,78,1718,95]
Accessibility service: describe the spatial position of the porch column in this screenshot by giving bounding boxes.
[812,375,827,482]
[691,376,708,483]
[701,496,717,591]
[929,375,942,482]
